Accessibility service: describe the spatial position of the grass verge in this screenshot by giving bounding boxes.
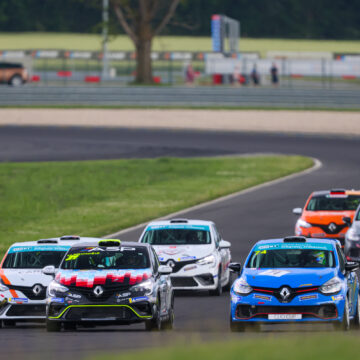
[0,155,313,256]
[1,33,360,56]
[89,334,360,360]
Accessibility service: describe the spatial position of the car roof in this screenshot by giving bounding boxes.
[8,236,102,249]
[255,237,337,247]
[69,241,150,250]
[311,189,360,197]
[145,218,214,227]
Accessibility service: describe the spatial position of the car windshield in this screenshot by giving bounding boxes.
[61,246,150,270]
[306,195,360,211]
[3,251,67,269]
[141,228,211,245]
[247,248,335,268]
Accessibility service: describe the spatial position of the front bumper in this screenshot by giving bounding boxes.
[230,291,344,323]
[295,226,346,243]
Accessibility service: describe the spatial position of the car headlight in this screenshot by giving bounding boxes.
[297,219,312,229]
[233,278,253,295]
[130,279,154,296]
[347,229,360,242]
[47,280,69,297]
[197,255,216,267]
[319,277,342,295]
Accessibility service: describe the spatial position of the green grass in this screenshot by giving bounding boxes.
[0,155,312,256]
[1,32,360,57]
[89,334,360,360]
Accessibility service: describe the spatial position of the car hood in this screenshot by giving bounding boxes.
[350,222,360,234]
[242,268,337,288]
[303,210,354,224]
[0,269,53,287]
[56,269,152,288]
[152,244,214,262]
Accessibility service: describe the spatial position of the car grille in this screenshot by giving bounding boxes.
[7,285,46,300]
[65,306,132,321]
[6,304,46,317]
[252,286,319,303]
[160,259,197,273]
[309,223,347,235]
[236,304,337,320]
[171,277,198,287]
[67,285,130,303]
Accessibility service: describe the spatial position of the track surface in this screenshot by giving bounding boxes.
[1,126,360,359]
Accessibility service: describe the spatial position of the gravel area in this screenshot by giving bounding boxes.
[0,109,359,136]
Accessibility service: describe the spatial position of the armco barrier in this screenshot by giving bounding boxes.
[0,86,359,108]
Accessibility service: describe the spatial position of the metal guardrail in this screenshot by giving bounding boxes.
[0,86,359,108]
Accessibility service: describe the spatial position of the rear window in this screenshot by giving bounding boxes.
[306,195,360,211]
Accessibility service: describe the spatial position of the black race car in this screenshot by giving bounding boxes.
[44,239,174,331]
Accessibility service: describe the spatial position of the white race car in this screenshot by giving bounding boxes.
[139,219,232,295]
[0,235,101,326]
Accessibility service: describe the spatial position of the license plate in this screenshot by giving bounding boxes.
[268,314,302,320]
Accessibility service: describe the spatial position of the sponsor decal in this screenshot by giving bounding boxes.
[259,269,290,277]
[332,295,344,301]
[253,294,272,301]
[8,297,28,304]
[9,245,70,253]
[65,252,100,261]
[117,292,131,298]
[146,224,210,231]
[158,257,165,261]
[299,284,313,287]
[178,256,196,261]
[129,296,148,303]
[299,294,318,301]
[51,297,65,303]
[231,295,242,302]
[67,293,81,299]
[256,243,333,251]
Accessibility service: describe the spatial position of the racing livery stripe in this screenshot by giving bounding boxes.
[0,269,18,298]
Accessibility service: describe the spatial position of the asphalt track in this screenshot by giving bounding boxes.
[1,125,360,359]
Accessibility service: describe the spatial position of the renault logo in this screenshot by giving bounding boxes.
[280,287,291,300]
[328,223,337,232]
[167,260,176,268]
[32,284,43,296]
[93,285,104,297]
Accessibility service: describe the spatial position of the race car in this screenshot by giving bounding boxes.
[45,239,174,332]
[344,204,360,261]
[0,235,101,326]
[293,189,360,245]
[229,236,360,331]
[139,218,232,295]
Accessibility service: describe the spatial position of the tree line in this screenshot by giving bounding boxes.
[0,0,359,39]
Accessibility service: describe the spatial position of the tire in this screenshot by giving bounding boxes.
[334,296,350,331]
[46,320,61,332]
[351,294,360,329]
[209,268,222,296]
[9,75,23,86]
[3,320,16,327]
[145,301,161,331]
[63,322,77,331]
[223,271,233,292]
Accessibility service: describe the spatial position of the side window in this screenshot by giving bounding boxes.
[336,245,346,272]
[151,247,159,273]
[141,230,152,244]
[212,225,221,248]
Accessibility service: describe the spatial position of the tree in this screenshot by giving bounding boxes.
[112,0,180,84]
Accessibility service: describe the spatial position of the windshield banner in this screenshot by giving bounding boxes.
[146,225,210,231]
[9,245,70,253]
[255,243,334,251]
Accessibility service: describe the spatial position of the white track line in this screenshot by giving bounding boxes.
[104,156,322,239]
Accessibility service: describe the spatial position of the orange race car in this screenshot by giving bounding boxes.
[293,189,360,245]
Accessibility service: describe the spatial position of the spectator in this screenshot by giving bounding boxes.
[185,63,195,85]
[270,62,279,86]
[250,64,260,86]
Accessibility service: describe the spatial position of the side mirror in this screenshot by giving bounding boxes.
[345,262,359,272]
[158,265,172,275]
[343,216,352,226]
[219,240,231,249]
[42,265,56,277]
[228,262,242,274]
[292,208,302,215]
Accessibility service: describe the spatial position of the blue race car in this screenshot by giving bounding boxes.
[229,236,360,331]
